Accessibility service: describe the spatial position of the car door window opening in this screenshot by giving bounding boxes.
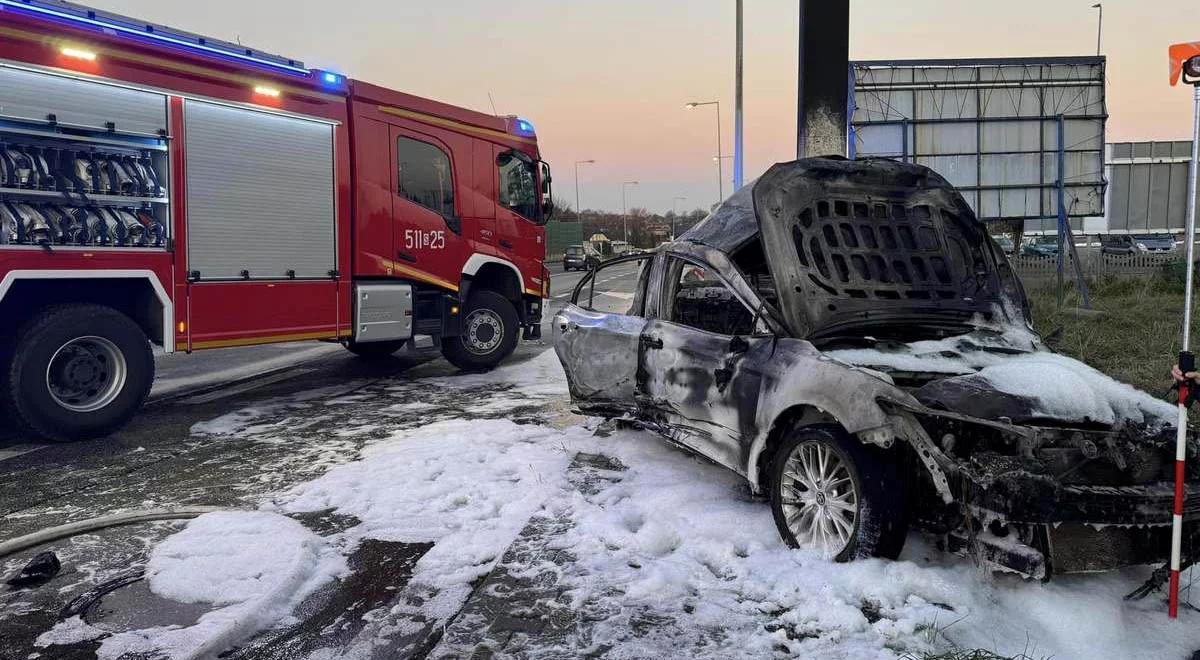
[664,256,757,337]
[573,255,654,316]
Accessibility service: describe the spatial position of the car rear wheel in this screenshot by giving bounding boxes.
[768,425,907,561]
[440,290,519,371]
[344,340,408,359]
[6,304,153,442]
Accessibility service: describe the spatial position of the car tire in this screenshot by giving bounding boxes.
[6,304,154,442]
[344,340,408,359]
[440,290,520,371]
[768,424,907,561]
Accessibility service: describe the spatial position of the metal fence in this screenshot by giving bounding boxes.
[1010,252,1182,283]
[545,220,583,260]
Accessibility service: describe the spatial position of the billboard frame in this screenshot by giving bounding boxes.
[849,56,1108,227]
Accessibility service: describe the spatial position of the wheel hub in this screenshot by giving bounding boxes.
[779,441,858,559]
[45,336,127,413]
[464,309,504,355]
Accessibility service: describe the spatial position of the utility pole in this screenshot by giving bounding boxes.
[574,159,594,222]
[733,0,744,190]
[686,101,724,203]
[796,0,850,158]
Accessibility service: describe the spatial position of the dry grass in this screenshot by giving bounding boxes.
[1025,275,1196,397]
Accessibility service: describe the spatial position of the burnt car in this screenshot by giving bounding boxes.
[552,158,1198,579]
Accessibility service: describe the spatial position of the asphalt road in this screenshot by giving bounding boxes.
[0,262,648,656]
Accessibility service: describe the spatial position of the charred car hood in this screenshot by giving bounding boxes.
[743,158,1026,339]
[826,328,1177,431]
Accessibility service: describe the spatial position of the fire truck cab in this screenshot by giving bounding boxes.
[0,1,552,441]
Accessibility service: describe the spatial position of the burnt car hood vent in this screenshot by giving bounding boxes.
[749,158,1021,339]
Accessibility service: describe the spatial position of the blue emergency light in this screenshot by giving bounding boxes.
[513,118,536,137]
[0,0,312,77]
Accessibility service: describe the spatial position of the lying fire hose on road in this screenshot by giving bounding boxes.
[0,507,227,560]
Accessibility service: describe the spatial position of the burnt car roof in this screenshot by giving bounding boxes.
[680,157,1024,339]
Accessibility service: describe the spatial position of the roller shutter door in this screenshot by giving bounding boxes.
[184,100,336,280]
[0,64,167,136]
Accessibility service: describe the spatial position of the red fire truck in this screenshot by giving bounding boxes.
[0,1,553,441]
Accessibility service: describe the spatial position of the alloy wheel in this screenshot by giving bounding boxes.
[778,441,859,558]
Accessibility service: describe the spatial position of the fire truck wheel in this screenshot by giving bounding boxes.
[441,290,519,370]
[344,340,408,359]
[7,304,154,442]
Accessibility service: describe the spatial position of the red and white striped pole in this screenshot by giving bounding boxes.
[1172,366,1192,619]
[1169,45,1200,619]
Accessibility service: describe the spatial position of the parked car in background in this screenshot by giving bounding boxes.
[562,245,600,271]
[1020,235,1060,258]
[1101,234,1177,255]
[553,158,1193,578]
[992,235,1015,256]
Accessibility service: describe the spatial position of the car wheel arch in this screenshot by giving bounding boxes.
[748,402,955,505]
[749,404,843,495]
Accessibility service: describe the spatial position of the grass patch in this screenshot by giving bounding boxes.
[1026,275,1198,396]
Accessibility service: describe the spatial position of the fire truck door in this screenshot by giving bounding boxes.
[390,127,463,289]
[493,145,540,294]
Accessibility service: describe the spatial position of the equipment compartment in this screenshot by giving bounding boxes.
[0,129,170,248]
[0,63,171,250]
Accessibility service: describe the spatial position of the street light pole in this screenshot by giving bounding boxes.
[574,159,595,222]
[686,100,724,203]
[672,196,687,241]
[734,0,744,190]
[1092,3,1102,56]
[621,180,639,244]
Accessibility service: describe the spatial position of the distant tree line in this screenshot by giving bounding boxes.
[550,198,710,248]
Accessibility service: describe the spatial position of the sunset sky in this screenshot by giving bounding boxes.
[91,0,1200,214]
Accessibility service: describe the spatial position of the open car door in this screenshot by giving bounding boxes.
[552,254,656,416]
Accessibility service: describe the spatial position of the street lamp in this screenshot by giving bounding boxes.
[1091,4,1102,56]
[686,100,724,203]
[621,181,639,244]
[574,159,595,222]
[672,196,687,241]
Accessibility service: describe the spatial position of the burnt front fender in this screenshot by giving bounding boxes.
[744,341,933,489]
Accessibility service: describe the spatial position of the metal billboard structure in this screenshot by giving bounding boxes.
[1106,141,1197,233]
[849,57,1107,233]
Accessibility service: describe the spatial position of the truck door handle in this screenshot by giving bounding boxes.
[499,239,514,250]
[641,335,664,350]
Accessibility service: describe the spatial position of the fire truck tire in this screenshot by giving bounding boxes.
[344,340,408,359]
[7,304,154,442]
[440,290,519,371]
